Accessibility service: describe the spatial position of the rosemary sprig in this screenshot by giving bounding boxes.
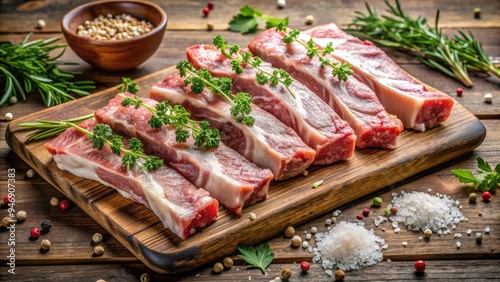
[346,0,500,87]
[18,113,95,141]
[175,60,255,126]
[0,33,95,107]
[119,94,221,149]
[212,35,296,99]
[276,22,354,81]
[74,123,163,171]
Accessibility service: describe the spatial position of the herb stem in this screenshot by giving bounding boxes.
[18,113,95,140]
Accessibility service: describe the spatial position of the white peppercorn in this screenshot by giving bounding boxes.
[213,262,224,274]
[50,197,60,207]
[93,245,104,256]
[40,239,51,250]
[16,210,27,221]
[284,226,295,238]
[291,235,302,247]
[92,233,103,243]
[305,15,314,25]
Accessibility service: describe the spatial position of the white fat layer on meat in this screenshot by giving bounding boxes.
[152,86,282,176]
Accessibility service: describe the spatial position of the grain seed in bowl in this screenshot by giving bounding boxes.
[77,14,154,40]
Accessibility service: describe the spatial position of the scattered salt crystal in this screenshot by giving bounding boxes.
[402,241,408,247]
[438,230,443,235]
[302,241,309,248]
[313,221,385,271]
[387,258,392,262]
[308,246,313,253]
[249,213,256,220]
[382,228,386,232]
[382,244,388,250]
[325,219,332,226]
[485,227,491,233]
[418,236,423,240]
[427,188,432,192]
[394,227,400,233]
[305,233,312,240]
[456,241,461,248]
[467,229,472,235]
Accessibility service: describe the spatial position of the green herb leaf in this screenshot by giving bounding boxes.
[117,77,139,94]
[229,5,288,34]
[237,243,274,274]
[451,157,499,193]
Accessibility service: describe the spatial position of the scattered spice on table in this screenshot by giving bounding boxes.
[16,210,27,221]
[223,257,233,269]
[30,227,41,239]
[40,239,51,250]
[213,262,224,274]
[50,197,59,207]
[281,268,292,280]
[40,219,52,233]
[284,226,295,238]
[414,260,426,272]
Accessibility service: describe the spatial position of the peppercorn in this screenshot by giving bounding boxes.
[384,208,391,216]
[331,216,337,224]
[300,261,310,272]
[305,15,314,25]
[93,245,104,256]
[203,7,210,17]
[414,260,426,272]
[213,262,224,274]
[423,228,432,238]
[77,14,154,40]
[476,233,483,244]
[3,195,12,204]
[277,0,286,9]
[59,199,70,211]
[26,169,36,178]
[30,227,41,239]
[373,197,383,207]
[207,21,214,31]
[362,208,370,217]
[4,112,13,121]
[40,239,51,250]
[16,210,27,221]
[281,268,292,280]
[9,96,18,104]
[291,235,302,247]
[335,269,345,281]
[473,7,481,19]
[484,93,493,103]
[40,220,52,233]
[207,1,214,10]
[37,19,46,29]
[482,191,491,202]
[92,233,103,244]
[50,197,60,207]
[390,206,399,214]
[140,273,150,282]
[456,87,463,96]
[356,214,363,220]
[310,226,318,234]
[223,257,233,269]
[469,192,478,203]
[249,212,257,220]
[2,217,15,227]
[284,226,295,238]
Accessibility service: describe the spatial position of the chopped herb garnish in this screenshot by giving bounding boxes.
[117,77,139,94]
[276,22,353,81]
[237,243,275,274]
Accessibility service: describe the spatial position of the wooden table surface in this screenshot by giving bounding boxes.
[1,0,499,281]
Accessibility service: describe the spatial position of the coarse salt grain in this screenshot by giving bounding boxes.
[313,221,385,272]
[388,191,463,233]
[485,227,490,233]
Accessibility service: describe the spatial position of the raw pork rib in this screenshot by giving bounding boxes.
[94,94,273,215]
[44,119,219,239]
[304,23,454,131]
[149,73,316,180]
[248,28,404,149]
[186,44,356,164]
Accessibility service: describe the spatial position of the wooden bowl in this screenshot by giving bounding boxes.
[61,0,167,71]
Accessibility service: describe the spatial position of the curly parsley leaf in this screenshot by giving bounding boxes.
[237,243,274,274]
[229,5,288,34]
[117,77,139,94]
[451,156,499,193]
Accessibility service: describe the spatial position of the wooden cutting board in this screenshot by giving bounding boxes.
[5,67,486,274]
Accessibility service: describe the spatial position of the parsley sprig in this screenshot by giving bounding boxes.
[176,60,255,126]
[213,35,295,99]
[229,5,288,34]
[117,77,139,94]
[276,23,354,81]
[120,94,221,149]
[237,243,275,274]
[451,157,499,193]
[74,123,163,171]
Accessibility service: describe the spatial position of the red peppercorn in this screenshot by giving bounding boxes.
[482,191,491,202]
[207,1,214,10]
[30,227,41,239]
[356,214,364,220]
[59,199,70,211]
[300,261,310,272]
[3,195,11,204]
[203,7,210,16]
[414,260,426,272]
[362,208,370,217]
[456,87,463,96]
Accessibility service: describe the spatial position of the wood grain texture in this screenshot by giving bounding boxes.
[4,65,487,273]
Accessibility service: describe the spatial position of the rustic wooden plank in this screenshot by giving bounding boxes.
[3,63,488,273]
[0,0,499,33]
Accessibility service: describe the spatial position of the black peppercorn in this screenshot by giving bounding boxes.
[40,220,52,233]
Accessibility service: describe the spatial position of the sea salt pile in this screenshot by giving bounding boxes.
[313,221,385,272]
[388,191,465,232]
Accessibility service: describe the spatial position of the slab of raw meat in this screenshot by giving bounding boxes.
[304,23,454,131]
[185,44,356,164]
[44,119,219,239]
[248,28,404,149]
[94,94,273,215]
[149,73,316,180]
